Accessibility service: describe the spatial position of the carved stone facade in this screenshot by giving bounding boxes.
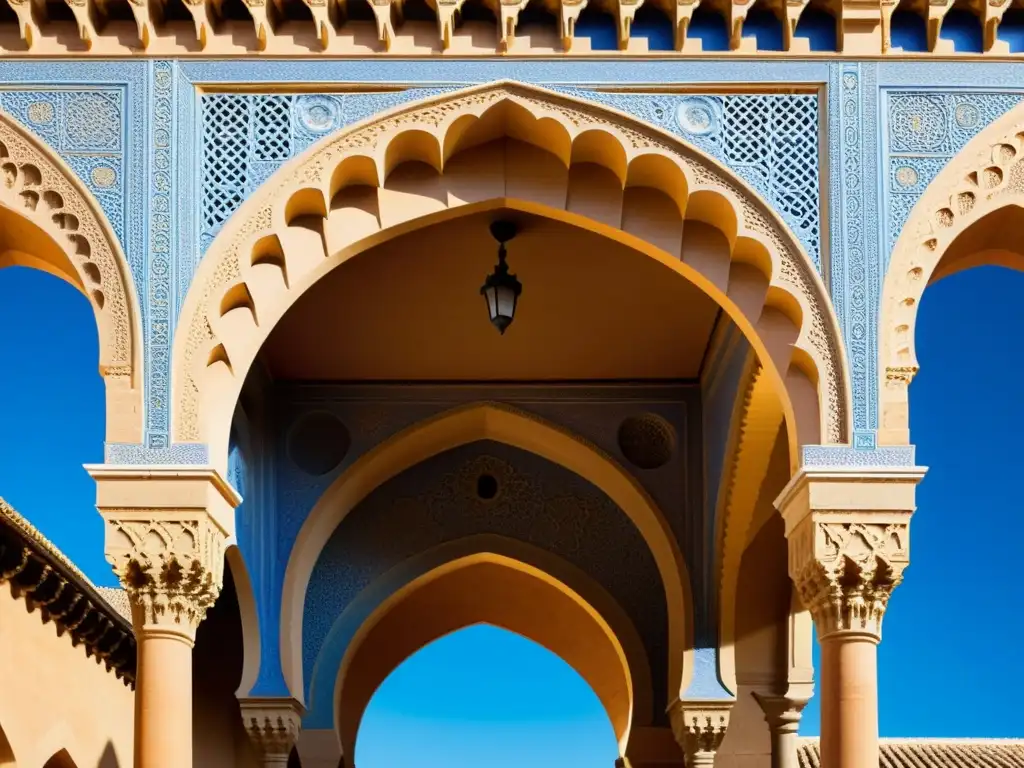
[176,81,849,462]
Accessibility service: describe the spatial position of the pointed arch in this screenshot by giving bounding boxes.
[331,547,644,761]
[0,110,142,443]
[880,102,1024,444]
[306,535,653,747]
[172,82,851,469]
[280,402,693,710]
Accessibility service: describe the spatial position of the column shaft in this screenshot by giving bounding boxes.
[820,635,879,768]
[136,629,195,768]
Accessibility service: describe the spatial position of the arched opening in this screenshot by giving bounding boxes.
[357,625,618,767]
[741,3,784,50]
[176,87,849,763]
[331,551,643,763]
[0,265,108,582]
[630,2,674,50]
[996,5,1024,50]
[793,2,837,51]
[880,111,1024,444]
[878,265,1024,734]
[0,117,141,445]
[687,4,730,49]
[889,0,927,50]
[937,1,983,50]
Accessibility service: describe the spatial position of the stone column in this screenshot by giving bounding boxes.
[240,697,304,767]
[775,466,925,768]
[668,700,732,767]
[89,465,240,768]
[752,693,808,768]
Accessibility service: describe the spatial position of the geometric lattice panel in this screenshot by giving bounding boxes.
[885,90,1024,259]
[200,89,454,252]
[565,89,821,269]
[0,88,125,248]
[201,88,821,269]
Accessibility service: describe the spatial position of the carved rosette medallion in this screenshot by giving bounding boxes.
[104,512,227,640]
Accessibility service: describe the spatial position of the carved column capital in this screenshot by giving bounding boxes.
[775,467,925,642]
[88,465,240,643]
[240,697,305,766]
[668,700,732,767]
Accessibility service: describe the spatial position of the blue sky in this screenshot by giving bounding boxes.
[0,263,1021,766]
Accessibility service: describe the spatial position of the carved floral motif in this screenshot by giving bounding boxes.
[0,117,134,377]
[104,514,226,638]
[789,518,910,640]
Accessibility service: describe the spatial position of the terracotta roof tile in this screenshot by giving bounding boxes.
[798,739,1024,768]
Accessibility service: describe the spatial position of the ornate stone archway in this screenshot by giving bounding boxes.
[279,402,692,710]
[172,81,851,468]
[305,534,654,743]
[0,111,141,443]
[334,552,639,762]
[880,102,1024,445]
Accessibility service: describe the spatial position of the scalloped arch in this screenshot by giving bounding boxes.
[0,109,142,443]
[173,82,850,464]
[881,101,1024,445]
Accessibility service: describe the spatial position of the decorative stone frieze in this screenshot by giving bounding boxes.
[239,697,305,767]
[668,700,732,767]
[775,467,925,642]
[87,465,240,642]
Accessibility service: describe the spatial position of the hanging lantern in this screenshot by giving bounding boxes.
[480,220,522,335]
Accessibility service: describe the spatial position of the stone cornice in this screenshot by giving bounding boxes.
[0,498,136,687]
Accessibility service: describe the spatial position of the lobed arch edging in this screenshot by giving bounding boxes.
[880,101,1024,445]
[172,80,851,465]
[278,401,693,713]
[0,108,142,443]
[319,536,652,760]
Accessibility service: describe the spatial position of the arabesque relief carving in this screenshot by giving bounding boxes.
[176,83,850,464]
[882,104,1024,444]
[103,514,227,638]
[0,109,141,443]
[787,518,909,640]
[0,113,136,386]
